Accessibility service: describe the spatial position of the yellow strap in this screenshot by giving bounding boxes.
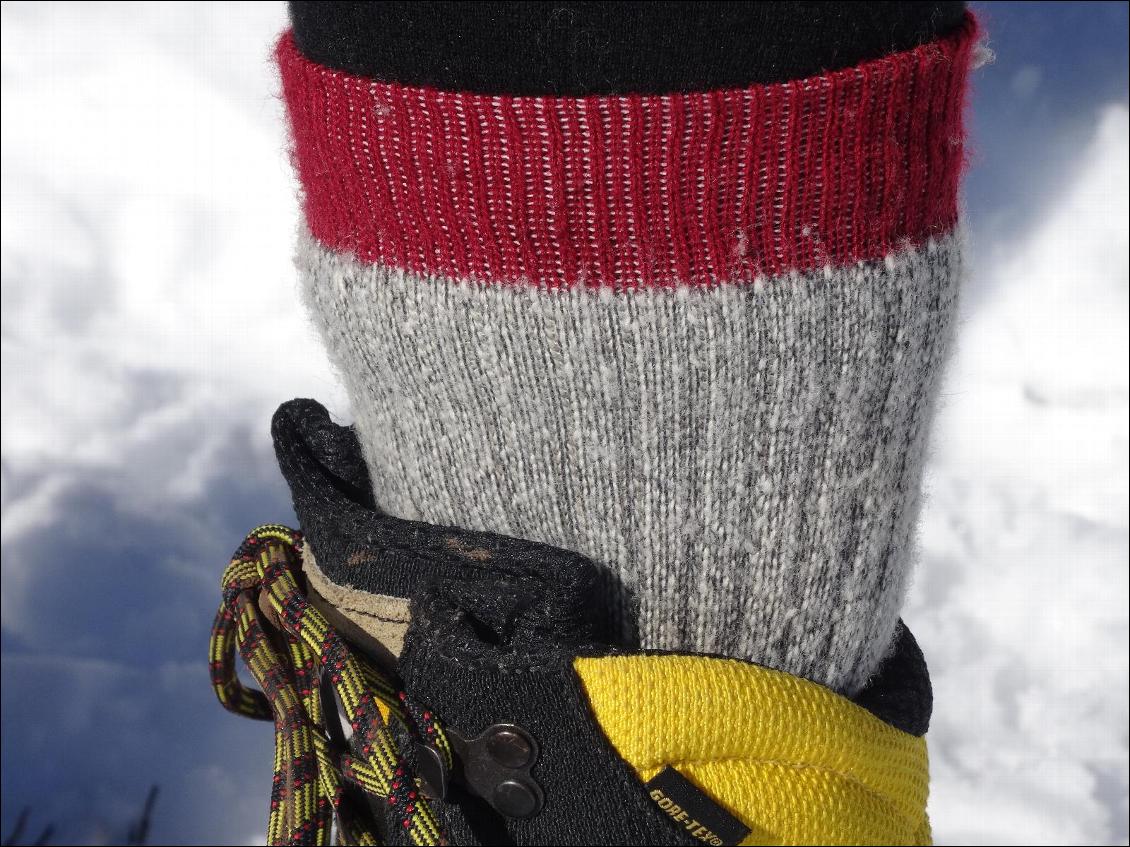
[574,654,931,846]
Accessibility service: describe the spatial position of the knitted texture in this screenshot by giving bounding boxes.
[299,234,960,693]
[289,1,966,95]
[279,14,978,695]
[277,15,976,288]
[574,652,931,845]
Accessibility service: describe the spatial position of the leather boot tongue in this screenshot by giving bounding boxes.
[271,398,623,649]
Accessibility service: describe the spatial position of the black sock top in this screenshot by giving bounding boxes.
[289,1,968,96]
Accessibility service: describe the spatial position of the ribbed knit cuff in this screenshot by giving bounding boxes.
[278,13,976,289]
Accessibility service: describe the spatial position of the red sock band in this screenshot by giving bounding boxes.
[279,14,977,288]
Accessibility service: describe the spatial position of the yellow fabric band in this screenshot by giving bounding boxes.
[574,654,930,846]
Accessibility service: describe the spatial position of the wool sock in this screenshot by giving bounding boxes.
[279,2,977,695]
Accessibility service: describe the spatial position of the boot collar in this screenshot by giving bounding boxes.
[271,397,931,737]
[271,398,617,648]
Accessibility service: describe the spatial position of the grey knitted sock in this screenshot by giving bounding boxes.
[299,235,960,695]
[279,17,976,694]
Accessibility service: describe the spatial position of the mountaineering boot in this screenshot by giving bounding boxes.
[211,399,933,846]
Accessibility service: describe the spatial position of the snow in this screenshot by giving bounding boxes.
[910,104,1129,845]
[1,2,1127,844]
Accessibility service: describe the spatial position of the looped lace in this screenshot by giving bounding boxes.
[209,525,450,845]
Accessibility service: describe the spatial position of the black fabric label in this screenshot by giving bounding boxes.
[645,766,751,846]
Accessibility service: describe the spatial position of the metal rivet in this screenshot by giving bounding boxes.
[485,727,533,769]
[492,779,539,819]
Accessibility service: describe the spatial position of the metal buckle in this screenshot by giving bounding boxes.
[416,723,544,819]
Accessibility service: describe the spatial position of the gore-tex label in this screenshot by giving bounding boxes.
[645,766,751,846]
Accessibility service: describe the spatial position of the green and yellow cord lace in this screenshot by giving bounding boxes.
[209,525,453,846]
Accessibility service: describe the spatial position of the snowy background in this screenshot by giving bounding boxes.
[1,1,1127,844]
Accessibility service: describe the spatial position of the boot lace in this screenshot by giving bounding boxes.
[209,525,452,845]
